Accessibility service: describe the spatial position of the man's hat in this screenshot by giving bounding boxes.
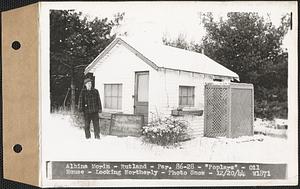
[84,78,92,85]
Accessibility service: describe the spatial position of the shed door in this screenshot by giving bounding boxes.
[134,72,149,124]
[204,85,229,137]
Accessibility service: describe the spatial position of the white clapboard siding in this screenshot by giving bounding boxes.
[148,69,231,137]
[93,44,158,114]
[91,41,233,137]
[148,69,206,136]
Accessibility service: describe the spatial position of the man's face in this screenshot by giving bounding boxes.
[85,81,92,90]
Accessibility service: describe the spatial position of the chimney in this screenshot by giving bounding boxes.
[201,48,204,54]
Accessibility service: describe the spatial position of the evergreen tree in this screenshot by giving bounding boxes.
[163,12,290,119]
[50,10,124,112]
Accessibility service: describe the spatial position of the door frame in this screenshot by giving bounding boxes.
[134,71,149,116]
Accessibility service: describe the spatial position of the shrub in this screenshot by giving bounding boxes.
[255,100,288,120]
[142,116,189,146]
[70,111,85,129]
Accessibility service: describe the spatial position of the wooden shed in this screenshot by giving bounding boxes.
[84,37,241,137]
[204,83,254,138]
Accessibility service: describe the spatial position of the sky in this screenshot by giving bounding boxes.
[79,2,206,43]
[47,1,295,47]
[72,1,293,46]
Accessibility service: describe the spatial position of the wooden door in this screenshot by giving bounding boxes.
[134,72,149,124]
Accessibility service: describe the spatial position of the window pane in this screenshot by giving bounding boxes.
[105,96,112,108]
[118,97,122,109]
[187,87,193,97]
[118,85,122,109]
[104,85,108,96]
[190,87,194,98]
[179,86,194,106]
[118,84,122,97]
[104,84,122,109]
[187,87,191,97]
[137,74,149,102]
[182,96,188,105]
[111,85,118,97]
[181,87,188,96]
[111,96,118,109]
[179,87,183,97]
[188,96,194,106]
[105,85,112,96]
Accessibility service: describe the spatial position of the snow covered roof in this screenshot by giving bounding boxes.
[85,37,239,79]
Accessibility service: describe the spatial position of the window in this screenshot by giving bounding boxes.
[213,76,224,82]
[213,78,223,82]
[104,84,122,109]
[137,73,149,102]
[179,86,195,107]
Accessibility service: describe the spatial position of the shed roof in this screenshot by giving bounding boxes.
[85,37,239,79]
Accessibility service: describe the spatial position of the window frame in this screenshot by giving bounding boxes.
[104,83,122,110]
[179,85,195,107]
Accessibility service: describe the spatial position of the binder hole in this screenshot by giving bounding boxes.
[12,41,21,50]
[13,144,22,153]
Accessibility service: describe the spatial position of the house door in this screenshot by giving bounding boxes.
[134,72,149,124]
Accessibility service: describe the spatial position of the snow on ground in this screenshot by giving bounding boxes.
[254,118,288,137]
[42,114,288,163]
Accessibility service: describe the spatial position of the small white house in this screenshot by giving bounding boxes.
[84,37,239,137]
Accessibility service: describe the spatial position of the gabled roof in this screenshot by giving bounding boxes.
[85,37,239,79]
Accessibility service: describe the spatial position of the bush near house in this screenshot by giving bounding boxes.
[142,116,189,146]
[70,111,85,129]
[164,13,290,120]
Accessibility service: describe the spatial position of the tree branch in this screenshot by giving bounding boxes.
[74,64,87,69]
[61,62,72,68]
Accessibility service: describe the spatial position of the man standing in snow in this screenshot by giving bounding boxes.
[78,78,102,139]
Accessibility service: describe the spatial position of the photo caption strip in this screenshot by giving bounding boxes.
[47,161,286,180]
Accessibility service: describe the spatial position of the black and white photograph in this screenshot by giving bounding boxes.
[37,1,297,187]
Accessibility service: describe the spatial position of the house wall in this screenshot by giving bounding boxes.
[90,43,233,137]
[150,69,231,137]
[91,43,159,115]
